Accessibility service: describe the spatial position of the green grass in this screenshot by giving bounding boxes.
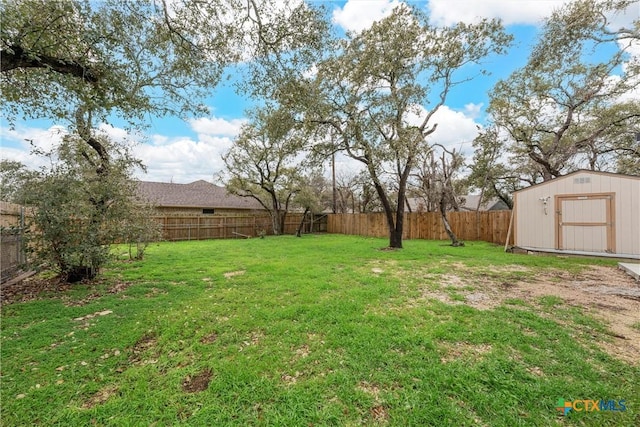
[1,235,637,426]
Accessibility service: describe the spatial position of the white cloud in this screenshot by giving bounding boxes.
[332,0,401,33]
[132,135,233,183]
[0,124,68,170]
[426,0,571,26]
[1,115,245,184]
[130,115,245,182]
[463,103,484,120]
[97,123,137,143]
[606,1,640,33]
[424,106,481,155]
[189,116,246,136]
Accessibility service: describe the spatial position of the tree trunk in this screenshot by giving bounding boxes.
[280,210,287,235]
[271,211,282,235]
[66,266,98,283]
[268,190,282,235]
[439,194,463,247]
[369,178,399,248]
[370,174,407,248]
[296,208,309,237]
[389,228,403,248]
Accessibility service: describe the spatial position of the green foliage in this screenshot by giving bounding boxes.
[21,136,156,281]
[0,0,230,127]
[485,0,640,182]
[1,0,327,131]
[289,4,511,247]
[119,203,162,262]
[0,159,37,203]
[223,106,310,235]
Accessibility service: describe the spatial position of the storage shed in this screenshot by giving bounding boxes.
[513,170,640,259]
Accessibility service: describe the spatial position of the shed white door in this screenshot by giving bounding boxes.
[555,193,615,253]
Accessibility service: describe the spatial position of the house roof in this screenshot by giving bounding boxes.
[458,195,509,211]
[406,195,507,212]
[135,180,264,210]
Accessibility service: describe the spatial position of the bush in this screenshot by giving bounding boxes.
[22,135,157,282]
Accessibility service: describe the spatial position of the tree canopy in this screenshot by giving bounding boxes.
[483,0,640,187]
[1,0,328,157]
[284,4,511,248]
[222,106,310,235]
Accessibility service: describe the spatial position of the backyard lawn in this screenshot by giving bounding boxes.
[1,234,638,426]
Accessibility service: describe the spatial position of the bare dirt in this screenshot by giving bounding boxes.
[182,368,213,393]
[82,385,119,409]
[0,275,131,306]
[414,264,640,365]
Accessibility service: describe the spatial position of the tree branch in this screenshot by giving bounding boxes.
[1,44,100,83]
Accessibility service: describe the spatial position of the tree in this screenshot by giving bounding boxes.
[222,107,308,235]
[1,0,328,165]
[411,145,465,246]
[487,0,640,181]
[293,171,326,237]
[291,5,510,248]
[0,160,37,203]
[21,135,155,281]
[2,0,326,274]
[466,126,529,210]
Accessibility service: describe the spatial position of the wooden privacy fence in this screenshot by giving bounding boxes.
[1,201,29,284]
[154,213,328,241]
[327,211,513,245]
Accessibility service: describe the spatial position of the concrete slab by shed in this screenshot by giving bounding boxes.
[618,263,640,281]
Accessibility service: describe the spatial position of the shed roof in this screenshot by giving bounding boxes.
[514,170,640,194]
[135,180,264,210]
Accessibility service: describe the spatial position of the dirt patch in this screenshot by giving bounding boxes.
[223,270,245,279]
[357,382,389,424]
[439,342,493,364]
[200,332,218,344]
[144,287,167,297]
[370,404,389,423]
[408,265,640,365]
[0,274,132,306]
[357,381,381,399]
[509,266,640,365]
[82,385,118,409]
[238,330,263,351]
[292,344,311,360]
[182,368,213,393]
[281,371,303,385]
[73,309,113,322]
[1,276,71,305]
[128,333,159,366]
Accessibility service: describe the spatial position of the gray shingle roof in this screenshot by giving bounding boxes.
[406,195,508,212]
[135,180,264,210]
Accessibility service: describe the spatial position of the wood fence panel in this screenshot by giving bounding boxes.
[326,211,514,245]
[152,213,324,241]
[1,201,27,228]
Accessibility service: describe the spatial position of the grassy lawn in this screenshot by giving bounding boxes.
[1,235,638,426]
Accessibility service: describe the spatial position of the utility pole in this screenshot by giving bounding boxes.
[332,151,337,214]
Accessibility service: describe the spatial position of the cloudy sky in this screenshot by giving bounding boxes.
[1,0,636,183]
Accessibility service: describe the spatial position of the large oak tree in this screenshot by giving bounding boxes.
[290,4,511,248]
[485,0,640,182]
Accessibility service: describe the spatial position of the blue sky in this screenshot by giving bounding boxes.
[1,0,637,183]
